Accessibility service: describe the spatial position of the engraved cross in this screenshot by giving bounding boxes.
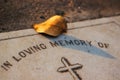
[57,57,83,80]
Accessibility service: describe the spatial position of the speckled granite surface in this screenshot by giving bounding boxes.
[0,0,120,32]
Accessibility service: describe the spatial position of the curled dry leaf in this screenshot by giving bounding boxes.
[33,15,67,37]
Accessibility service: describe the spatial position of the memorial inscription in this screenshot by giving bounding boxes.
[0,38,110,71]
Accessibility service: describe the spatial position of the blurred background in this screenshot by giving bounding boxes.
[0,0,120,32]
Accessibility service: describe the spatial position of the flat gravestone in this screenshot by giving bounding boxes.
[0,16,120,80]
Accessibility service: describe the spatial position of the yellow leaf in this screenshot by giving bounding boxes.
[33,15,67,37]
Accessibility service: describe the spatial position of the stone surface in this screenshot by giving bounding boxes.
[0,16,120,80]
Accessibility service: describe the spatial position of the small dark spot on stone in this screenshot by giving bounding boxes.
[40,16,45,19]
[4,0,8,3]
[88,50,90,52]
[1,27,6,31]
[55,10,65,16]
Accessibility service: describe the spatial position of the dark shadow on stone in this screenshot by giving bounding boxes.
[46,34,115,59]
